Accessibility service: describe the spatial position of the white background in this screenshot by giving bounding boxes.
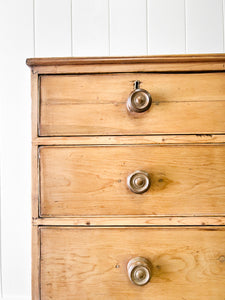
[0,0,224,299]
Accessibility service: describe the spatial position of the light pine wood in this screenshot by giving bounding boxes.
[40,227,225,300]
[26,54,225,74]
[28,55,225,299]
[40,145,225,217]
[32,226,40,300]
[32,134,225,146]
[31,72,39,220]
[40,72,225,102]
[32,145,39,219]
[31,72,39,139]
[26,54,225,66]
[33,216,225,226]
[39,73,225,136]
[31,61,225,74]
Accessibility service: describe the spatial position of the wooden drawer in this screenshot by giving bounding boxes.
[40,227,225,300]
[39,73,225,136]
[28,55,225,300]
[39,145,225,217]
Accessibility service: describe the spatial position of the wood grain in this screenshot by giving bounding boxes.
[39,145,225,216]
[31,72,39,139]
[26,53,225,66]
[29,55,225,299]
[32,145,39,219]
[32,62,225,75]
[40,227,225,300]
[32,226,40,300]
[33,216,225,226]
[31,72,39,219]
[32,134,225,146]
[39,72,225,136]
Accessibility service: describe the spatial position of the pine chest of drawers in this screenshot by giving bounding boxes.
[27,55,225,300]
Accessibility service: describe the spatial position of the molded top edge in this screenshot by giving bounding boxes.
[26,53,225,67]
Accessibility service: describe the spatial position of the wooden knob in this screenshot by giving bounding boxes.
[127,257,152,286]
[127,80,152,113]
[127,170,151,194]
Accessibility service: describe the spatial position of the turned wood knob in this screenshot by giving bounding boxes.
[127,80,152,113]
[127,257,152,286]
[127,170,151,194]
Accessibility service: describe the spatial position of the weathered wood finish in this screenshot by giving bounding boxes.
[32,134,225,146]
[40,73,225,136]
[27,54,225,75]
[26,54,225,67]
[32,226,40,300]
[33,216,225,226]
[40,145,225,216]
[40,227,225,300]
[31,62,225,74]
[27,55,225,299]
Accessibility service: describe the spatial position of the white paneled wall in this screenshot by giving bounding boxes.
[72,0,109,56]
[148,0,186,54]
[34,0,225,57]
[0,0,225,299]
[186,0,224,53]
[35,0,72,57]
[110,0,147,55]
[0,0,33,299]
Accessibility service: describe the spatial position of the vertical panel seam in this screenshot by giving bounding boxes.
[108,0,111,56]
[71,0,73,56]
[146,0,149,55]
[222,0,225,52]
[184,0,187,53]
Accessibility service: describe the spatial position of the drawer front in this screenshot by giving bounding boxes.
[39,73,225,136]
[39,145,225,217]
[40,227,225,300]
